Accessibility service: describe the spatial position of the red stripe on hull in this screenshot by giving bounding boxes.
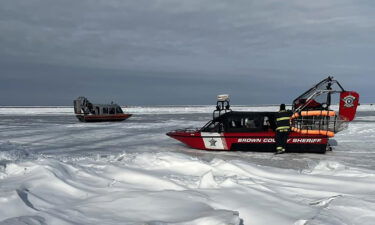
[167,131,328,153]
[76,114,132,122]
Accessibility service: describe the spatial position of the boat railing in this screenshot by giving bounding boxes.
[172,128,201,133]
[290,111,349,137]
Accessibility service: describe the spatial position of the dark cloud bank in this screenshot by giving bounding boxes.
[0,0,374,106]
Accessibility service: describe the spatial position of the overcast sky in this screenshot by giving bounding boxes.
[0,0,374,106]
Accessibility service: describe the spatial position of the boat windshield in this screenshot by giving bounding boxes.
[201,121,223,132]
[116,107,123,114]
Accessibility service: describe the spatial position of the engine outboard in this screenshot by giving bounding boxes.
[74,96,94,115]
[291,77,360,137]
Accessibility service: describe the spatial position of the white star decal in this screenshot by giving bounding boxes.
[209,138,217,146]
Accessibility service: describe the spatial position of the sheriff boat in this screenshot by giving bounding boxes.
[167,77,359,153]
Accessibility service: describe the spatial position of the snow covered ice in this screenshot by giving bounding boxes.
[1,105,375,225]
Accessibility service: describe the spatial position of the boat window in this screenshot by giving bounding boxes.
[262,116,273,131]
[265,115,277,131]
[226,116,263,132]
[116,107,123,114]
[109,107,115,114]
[245,118,257,128]
[201,121,223,132]
[103,107,108,114]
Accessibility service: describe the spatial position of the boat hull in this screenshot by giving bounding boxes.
[167,130,328,153]
[76,114,132,122]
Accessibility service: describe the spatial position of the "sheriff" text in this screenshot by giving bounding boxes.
[237,138,322,143]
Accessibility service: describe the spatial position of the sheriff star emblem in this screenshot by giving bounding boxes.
[209,138,217,146]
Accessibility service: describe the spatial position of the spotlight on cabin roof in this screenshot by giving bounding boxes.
[217,94,230,101]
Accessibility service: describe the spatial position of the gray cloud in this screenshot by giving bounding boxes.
[0,0,374,105]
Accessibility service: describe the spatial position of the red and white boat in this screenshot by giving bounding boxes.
[167,77,359,153]
[73,97,132,122]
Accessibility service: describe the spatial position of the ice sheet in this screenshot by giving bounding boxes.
[0,106,374,225]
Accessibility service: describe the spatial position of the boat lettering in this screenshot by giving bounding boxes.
[238,138,276,143]
[237,138,322,143]
[263,138,275,143]
[291,138,322,143]
[238,138,262,143]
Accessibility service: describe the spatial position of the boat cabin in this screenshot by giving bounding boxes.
[201,111,277,133]
[74,96,124,115]
[90,104,123,115]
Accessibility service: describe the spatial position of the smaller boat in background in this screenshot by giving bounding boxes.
[73,97,132,122]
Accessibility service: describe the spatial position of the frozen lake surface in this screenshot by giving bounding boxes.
[1,105,375,225]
